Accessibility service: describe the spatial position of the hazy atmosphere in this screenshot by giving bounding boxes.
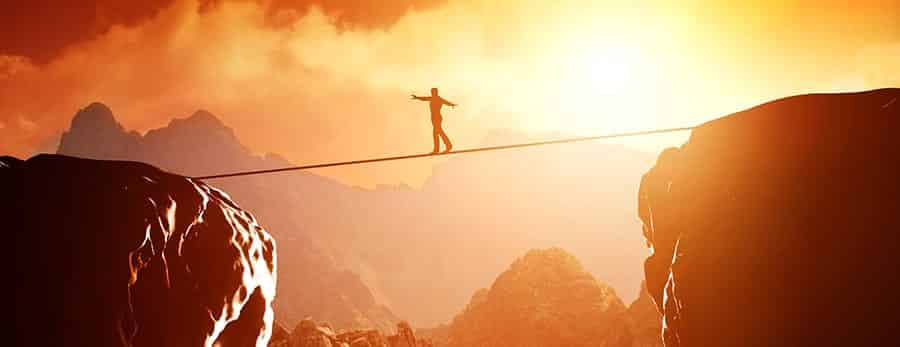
[3,0,897,186]
[4,2,899,347]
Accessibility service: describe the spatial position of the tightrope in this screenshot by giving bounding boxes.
[193,126,695,180]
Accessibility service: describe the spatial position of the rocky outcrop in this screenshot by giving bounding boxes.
[638,88,900,346]
[385,321,420,347]
[54,103,399,330]
[414,324,449,347]
[270,322,292,347]
[337,328,390,347]
[266,320,430,347]
[291,319,343,347]
[445,248,634,347]
[3,154,277,346]
[624,283,662,347]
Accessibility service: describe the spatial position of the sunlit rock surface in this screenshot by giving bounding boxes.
[638,88,900,346]
[3,154,277,346]
[56,104,399,330]
[625,283,663,347]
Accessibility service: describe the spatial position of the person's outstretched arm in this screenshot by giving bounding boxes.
[440,97,457,107]
[410,94,431,101]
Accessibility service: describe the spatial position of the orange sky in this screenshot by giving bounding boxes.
[2,0,898,187]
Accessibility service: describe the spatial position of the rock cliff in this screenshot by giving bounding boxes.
[638,88,900,346]
[3,154,277,346]
[55,103,398,330]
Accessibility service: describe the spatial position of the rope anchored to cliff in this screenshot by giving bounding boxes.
[192,126,696,180]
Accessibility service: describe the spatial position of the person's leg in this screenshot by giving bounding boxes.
[439,129,452,152]
[431,116,443,153]
[432,128,440,153]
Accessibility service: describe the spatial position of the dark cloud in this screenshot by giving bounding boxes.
[1,0,446,64]
[0,0,175,64]
[262,0,446,29]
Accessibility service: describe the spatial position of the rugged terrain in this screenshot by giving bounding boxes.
[638,88,900,346]
[267,319,433,347]
[54,102,654,327]
[56,103,398,330]
[3,154,277,346]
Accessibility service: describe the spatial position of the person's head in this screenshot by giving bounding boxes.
[431,87,438,96]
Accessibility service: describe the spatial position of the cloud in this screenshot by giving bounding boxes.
[0,0,472,185]
[0,0,176,64]
[0,0,445,64]
[259,0,446,28]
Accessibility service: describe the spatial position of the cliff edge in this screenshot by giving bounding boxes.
[638,88,900,346]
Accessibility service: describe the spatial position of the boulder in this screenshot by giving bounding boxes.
[3,154,277,346]
[638,88,900,346]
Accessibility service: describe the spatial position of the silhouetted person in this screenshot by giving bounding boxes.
[411,88,456,153]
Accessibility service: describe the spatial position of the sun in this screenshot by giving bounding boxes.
[572,45,642,96]
[534,41,653,133]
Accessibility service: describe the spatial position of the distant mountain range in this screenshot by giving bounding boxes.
[56,102,656,328]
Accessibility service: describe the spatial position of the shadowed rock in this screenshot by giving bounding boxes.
[267,319,430,347]
[3,154,277,346]
[638,88,900,346]
[56,104,399,330]
[624,282,663,347]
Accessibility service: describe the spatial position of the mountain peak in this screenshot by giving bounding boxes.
[445,248,632,347]
[513,247,584,271]
[189,109,222,123]
[58,102,139,160]
[69,102,120,132]
[166,109,227,130]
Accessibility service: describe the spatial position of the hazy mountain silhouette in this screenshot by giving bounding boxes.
[59,103,287,174]
[639,88,900,346]
[326,130,655,326]
[2,154,276,346]
[438,248,660,347]
[55,103,656,328]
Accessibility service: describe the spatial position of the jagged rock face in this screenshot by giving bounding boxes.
[387,321,417,347]
[268,319,431,347]
[638,89,900,346]
[291,319,343,347]
[3,154,277,347]
[337,329,388,347]
[624,283,662,347]
[270,322,292,347]
[446,248,633,347]
[55,103,398,330]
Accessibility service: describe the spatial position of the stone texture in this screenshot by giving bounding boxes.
[638,88,900,346]
[3,154,277,346]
